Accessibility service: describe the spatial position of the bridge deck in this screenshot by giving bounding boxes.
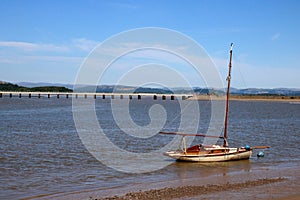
[0,91,193,100]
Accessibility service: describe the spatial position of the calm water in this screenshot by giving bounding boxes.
[0,97,299,199]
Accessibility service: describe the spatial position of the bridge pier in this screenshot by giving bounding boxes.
[0,92,190,100]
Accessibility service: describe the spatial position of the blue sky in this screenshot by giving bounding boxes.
[0,0,299,88]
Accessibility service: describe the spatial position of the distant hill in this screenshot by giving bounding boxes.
[17,82,73,89]
[230,87,300,96]
[72,85,300,96]
[2,81,300,96]
[0,81,28,91]
[73,84,174,93]
[0,81,72,92]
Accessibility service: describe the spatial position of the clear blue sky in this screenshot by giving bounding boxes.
[0,0,299,88]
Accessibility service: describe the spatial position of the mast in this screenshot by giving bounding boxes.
[223,43,233,147]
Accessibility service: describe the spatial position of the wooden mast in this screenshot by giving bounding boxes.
[223,43,233,147]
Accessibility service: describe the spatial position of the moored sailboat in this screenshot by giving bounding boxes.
[160,44,269,162]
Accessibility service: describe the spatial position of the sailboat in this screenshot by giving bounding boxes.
[160,43,269,162]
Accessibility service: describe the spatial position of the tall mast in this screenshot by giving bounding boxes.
[223,43,233,147]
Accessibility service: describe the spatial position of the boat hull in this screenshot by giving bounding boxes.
[164,149,252,162]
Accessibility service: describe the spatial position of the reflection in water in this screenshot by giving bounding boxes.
[166,160,252,183]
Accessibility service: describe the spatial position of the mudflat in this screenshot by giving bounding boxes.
[188,94,300,102]
[35,165,299,200]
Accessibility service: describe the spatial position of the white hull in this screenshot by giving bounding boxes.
[164,146,252,162]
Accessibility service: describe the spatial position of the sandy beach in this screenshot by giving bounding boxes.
[188,94,300,102]
[97,178,286,200]
[31,164,299,200]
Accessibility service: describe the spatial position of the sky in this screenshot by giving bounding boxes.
[0,0,300,88]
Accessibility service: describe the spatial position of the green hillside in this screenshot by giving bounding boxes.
[0,81,72,92]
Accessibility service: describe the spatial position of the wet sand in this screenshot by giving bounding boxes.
[97,178,286,200]
[32,165,300,200]
[188,94,300,102]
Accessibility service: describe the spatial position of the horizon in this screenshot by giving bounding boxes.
[2,80,300,90]
[1,1,300,88]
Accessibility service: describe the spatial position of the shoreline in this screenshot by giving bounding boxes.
[188,94,300,102]
[98,178,286,200]
[30,165,300,200]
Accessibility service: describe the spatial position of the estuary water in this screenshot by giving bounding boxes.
[0,97,299,199]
